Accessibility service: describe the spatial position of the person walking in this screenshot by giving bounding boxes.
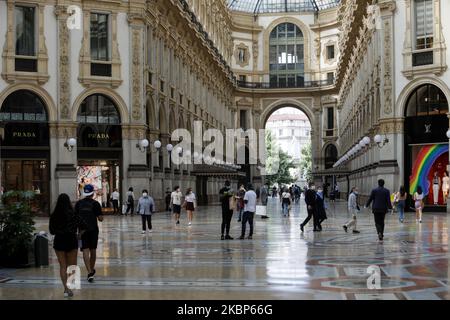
[137,190,155,234]
[125,187,135,216]
[260,183,269,220]
[170,186,183,225]
[235,185,246,222]
[343,187,360,234]
[281,187,291,217]
[300,182,319,232]
[294,185,300,204]
[260,184,268,206]
[184,187,196,226]
[316,186,327,231]
[219,180,234,240]
[165,188,172,212]
[394,186,408,223]
[111,189,120,215]
[75,184,104,283]
[365,179,392,241]
[49,194,88,298]
[413,186,424,223]
[240,184,257,240]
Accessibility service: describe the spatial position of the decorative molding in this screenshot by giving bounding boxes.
[131,28,142,121]
[55,5,71,120]
[49,123,77,139]
[383,18,393,115]
[234,43,250,68]
[322,39,337,65]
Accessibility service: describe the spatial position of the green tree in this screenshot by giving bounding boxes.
[298,142,312,183]
[264,131,296,186]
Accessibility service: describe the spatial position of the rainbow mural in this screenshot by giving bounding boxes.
[409,144,449,195]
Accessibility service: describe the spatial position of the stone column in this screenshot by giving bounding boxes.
[123,125,151,205]
[50,124,78,208]
[376,1,398,190]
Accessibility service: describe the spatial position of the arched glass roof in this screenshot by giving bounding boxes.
[228,0,340,14]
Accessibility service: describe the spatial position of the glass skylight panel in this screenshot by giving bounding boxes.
[227,0,340,14]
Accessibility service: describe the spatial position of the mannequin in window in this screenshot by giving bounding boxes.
[432,171,441,205]
[101,178,110,208]
[442,171,449,201]
[78,178,85,199]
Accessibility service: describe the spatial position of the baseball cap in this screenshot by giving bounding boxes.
[83,184,95,197]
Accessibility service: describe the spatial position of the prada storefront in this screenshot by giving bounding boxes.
[0,90,50,215]
[76,94,122,210]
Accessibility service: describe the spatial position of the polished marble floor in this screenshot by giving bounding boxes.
[1,198,450,300]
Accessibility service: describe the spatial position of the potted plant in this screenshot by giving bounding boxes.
[0,191,36,268]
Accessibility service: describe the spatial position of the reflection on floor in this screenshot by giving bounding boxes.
[1,198,449,300]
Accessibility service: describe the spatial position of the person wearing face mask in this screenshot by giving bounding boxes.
[315,186,327,231]
[170,186,183,225]
[300,182,319,232]
[137,190,155,234]
[343,187,361,234]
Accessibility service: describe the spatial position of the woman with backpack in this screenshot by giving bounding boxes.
[49,193,87,298]
[125,187,135,216]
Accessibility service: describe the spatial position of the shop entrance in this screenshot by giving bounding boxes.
[76,94,122,214]
[404,84,449,212]
[77,159,120,209]
[0,90,50,215]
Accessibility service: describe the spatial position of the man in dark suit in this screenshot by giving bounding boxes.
[300,182,319,232]
[365,179,392,241]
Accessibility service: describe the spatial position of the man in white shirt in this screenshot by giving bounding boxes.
[170,186,183,225]
[240,184,257,240]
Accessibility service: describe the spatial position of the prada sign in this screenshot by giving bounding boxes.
[2,123,49,147]
[78,124,122,148]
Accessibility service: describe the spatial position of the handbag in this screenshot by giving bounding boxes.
[182,201,187,209]
[229,196,237,211]
[255,205,267,216]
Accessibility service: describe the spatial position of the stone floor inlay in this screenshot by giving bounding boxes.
[0,199,450,300]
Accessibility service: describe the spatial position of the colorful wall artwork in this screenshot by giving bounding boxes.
[409,144,449,205]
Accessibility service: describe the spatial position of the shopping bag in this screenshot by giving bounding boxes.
[255,205,267,216]
[122,204,127,214]
[229,196,237,211]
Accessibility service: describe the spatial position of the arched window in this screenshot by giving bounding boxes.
[269,23,304,88]
[406,84,448,117]
[77,94,120,124]
[324,144,338,169]
[0,90,47,122]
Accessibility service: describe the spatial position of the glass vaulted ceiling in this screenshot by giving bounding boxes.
[227,0,340,14]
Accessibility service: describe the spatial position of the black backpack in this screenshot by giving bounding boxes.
[77,199,97,231]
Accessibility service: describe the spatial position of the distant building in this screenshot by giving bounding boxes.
[266,108,311,182]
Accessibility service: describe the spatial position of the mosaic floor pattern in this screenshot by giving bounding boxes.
[0,198,449,300]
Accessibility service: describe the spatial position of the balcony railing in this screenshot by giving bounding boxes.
[237,79,335,89]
